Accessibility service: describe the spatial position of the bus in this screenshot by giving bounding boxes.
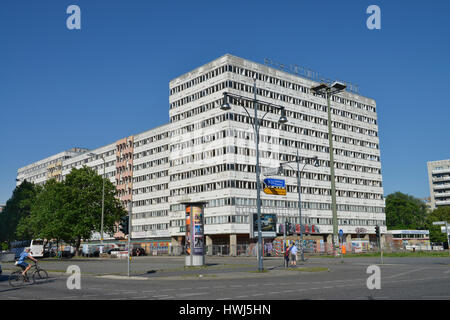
[10,239,45,258]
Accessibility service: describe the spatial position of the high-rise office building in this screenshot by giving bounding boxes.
[427,159,450,210]
[16,54,385,250]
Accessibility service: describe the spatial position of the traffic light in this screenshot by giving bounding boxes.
[285,222,292,235]
[375,225,380,238]
[119,216,129,235]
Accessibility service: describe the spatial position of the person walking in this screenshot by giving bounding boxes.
[289,242,298,267]
[284,242,290,268]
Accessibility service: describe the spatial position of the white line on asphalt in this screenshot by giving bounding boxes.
[387,268,427,279]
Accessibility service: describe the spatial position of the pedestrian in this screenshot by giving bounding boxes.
[284,242,290,268]
[289,242,298,266]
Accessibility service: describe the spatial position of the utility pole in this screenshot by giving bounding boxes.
[127,201,132,277]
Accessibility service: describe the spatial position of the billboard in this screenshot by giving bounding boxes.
[263,179,286,196]
[251,213,277,238]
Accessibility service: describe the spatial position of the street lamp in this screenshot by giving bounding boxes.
[221,75,288,272]
[88,152,106,252]
[279,152,319,262]
[311,82,346,256]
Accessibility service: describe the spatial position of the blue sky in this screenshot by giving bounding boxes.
[1,0,449,204]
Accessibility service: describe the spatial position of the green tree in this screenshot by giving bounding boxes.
[385,192,427,230]
[16,179,72,248]
[0,181,40,247]
[61,166,126,255]
[15,166,126,256]
[426,206,450,243]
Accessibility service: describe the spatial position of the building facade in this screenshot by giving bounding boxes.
[16,54,385,250]
[427,159,450,210]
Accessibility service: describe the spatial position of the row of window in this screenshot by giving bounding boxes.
[132,223,169,232]
[170,215,385,228]
[169,163,381,188]
[133,210,169,219]
[133,157,169,171]
[133,196,169,207]
[170,144,380,173]
[170,125,379,164]
[170,179,383,200]
[133,170,169,183]
[170,79,377,127]
[133,183,169,195]
[171,112,379,160]
[170,64,376,114]
[170,197,385,214]
[134,132,170,148]
[134,145,169,159]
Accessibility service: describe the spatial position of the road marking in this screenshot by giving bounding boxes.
[153,295,169,298]
[132,296,148,299]
[387,268,427,279]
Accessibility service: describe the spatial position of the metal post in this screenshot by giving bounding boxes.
[254,77,264,272]
[283,217,287,268]
[296,150,305,263]
[447,222,450,256]
[326,89,339,256]
[127,202,132,277]
[100,156,105,253]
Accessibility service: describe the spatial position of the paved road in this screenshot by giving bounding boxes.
[1,256,449,300]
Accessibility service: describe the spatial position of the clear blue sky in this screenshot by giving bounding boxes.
[1,0,449,204]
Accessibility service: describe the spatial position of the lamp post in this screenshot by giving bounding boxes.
[221,75,288,272]
[279,151,319,262]
[88,152,106,252]
[311,82,346,256]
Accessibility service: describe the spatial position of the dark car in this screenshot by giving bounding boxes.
[132,247,145,256]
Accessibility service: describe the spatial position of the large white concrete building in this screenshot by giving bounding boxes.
[16,54,385,251]
[427,159,450,210]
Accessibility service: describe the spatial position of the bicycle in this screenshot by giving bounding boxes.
[9,261,49,287]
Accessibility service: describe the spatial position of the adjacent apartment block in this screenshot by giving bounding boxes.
[427,159,450,210]
[16,54,385,250]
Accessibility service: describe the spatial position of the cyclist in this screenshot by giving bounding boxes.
[16,248,38,280]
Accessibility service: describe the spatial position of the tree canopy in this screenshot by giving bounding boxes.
[12,166,126,254]
[385,192,428,230]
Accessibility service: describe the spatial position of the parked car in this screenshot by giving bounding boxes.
[82,244,100,257]
[132,247,146,256]
[107,247,121,255]
[0,264,2,275]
